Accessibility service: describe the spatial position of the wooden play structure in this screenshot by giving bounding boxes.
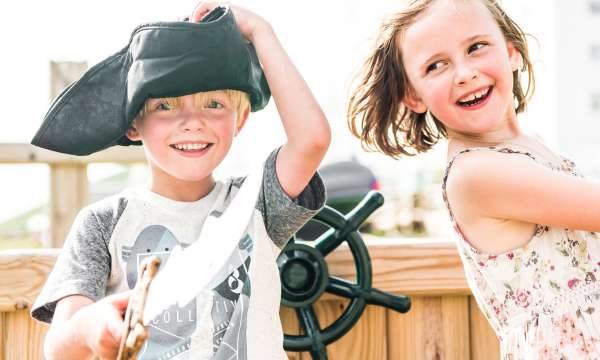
[0,144,500,359]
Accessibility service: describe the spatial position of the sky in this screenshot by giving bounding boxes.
[0,0,558,223]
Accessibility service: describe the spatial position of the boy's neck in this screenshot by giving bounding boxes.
[149,176,216,202]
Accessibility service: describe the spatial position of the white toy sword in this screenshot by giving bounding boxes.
[142,162,264,325]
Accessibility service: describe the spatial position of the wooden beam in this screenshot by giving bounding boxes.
[0,143,145,164]
[0,240,467,310]
[326,237,469,296]
[0,250,60,312]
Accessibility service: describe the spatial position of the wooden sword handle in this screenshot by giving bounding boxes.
[116,256,161,360]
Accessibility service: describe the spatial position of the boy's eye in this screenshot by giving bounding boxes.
[155,102,173,111]
[206,100,224,109]
[468,42,487,54]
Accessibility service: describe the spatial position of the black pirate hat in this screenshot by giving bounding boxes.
[32,6,270,156]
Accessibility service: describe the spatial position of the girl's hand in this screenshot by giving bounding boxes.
[190,2,269,42]
[75,291,131,359]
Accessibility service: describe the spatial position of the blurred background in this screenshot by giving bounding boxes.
[0,0,598,249]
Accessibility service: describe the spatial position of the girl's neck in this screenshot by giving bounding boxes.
[447,131,524,148]
[447,123,523,145]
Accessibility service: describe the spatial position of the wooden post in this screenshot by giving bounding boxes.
[48,62,88,248]
[49,164,88,248]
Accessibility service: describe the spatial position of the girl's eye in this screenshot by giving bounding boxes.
[426,61,445,74]
[468,42,487,54]
[206,100,224,109]
[156,102,172,111]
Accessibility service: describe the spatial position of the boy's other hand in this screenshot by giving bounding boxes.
[191,2,268,43]
[77,291,132,359]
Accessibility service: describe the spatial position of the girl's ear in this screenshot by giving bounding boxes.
[125,123,142,142]
[507,41,523,72]
[234,107,251,136]
[402,88,427,114]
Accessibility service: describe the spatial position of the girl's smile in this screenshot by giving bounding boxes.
[456,86,493,109]
[400,0,522,139]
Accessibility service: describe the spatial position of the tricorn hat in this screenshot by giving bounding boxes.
[31,6,270,156]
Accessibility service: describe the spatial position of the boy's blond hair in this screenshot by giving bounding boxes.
[136,89,251,123]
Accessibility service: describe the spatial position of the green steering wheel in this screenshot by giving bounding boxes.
[278,191,411,360]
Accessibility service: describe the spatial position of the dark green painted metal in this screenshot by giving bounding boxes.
[280,191,412,359]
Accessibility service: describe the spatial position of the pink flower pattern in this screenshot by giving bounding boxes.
[442,148,600,359]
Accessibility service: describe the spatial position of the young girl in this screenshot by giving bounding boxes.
[348,0,600,358]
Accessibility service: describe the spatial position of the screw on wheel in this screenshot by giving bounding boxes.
[278,191,411,360]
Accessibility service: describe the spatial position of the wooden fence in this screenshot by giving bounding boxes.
[0,144,500,359]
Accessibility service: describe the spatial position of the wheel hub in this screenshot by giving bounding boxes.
[279,243,329,307]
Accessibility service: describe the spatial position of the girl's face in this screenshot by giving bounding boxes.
[400,0,521,139]
[127,92,247,196]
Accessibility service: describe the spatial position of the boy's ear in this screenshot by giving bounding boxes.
[402,87,427,114]
[507,41,523,72]
[234,107,251,136]
[125,123,142,142]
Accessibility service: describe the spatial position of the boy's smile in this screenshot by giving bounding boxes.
[126,92,249,201]
[400,0,521,139]
[170,141,212,157]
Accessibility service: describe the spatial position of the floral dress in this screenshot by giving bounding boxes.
[442,147,600,360]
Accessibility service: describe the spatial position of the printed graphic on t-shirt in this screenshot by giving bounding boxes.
[123,225,253,360]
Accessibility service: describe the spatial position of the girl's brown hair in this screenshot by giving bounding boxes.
[347,0,536,158]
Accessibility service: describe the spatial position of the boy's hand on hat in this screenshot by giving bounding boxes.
[76,291,132,359]
[191,2,268,43]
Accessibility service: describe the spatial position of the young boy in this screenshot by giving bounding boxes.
[31,4,329,360]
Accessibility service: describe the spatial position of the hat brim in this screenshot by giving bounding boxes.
[32,7,270,156]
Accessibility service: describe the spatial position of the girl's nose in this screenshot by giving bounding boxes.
[454,63,479,86]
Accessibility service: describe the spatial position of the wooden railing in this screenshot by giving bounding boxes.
[0,143,145,248]
[0,144,500,359]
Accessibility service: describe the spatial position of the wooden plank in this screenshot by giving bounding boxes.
[0,144,145,164]
[305,300,386,360]
[441,296,470,359]
[387,296,425,360]
[1,312,5,360]
[469,296,500,360]
[280,305,302,360]
[387,296,469,360]
[49,164,88,248]
[0,250,60,312]
[327,238,469,296]
[4,310,47,360]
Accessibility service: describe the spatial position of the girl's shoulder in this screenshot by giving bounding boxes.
[443,146,539,197]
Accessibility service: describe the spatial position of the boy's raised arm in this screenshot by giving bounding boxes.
[192,4,331,199]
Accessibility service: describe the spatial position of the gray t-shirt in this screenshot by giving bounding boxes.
[31,149,325,360]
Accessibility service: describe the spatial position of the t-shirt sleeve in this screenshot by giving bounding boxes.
[257,148,326,249]
[30,200,119,323]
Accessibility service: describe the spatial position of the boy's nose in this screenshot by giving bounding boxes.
[179,112,206,132]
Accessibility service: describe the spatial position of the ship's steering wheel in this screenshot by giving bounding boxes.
[278,191,411,360]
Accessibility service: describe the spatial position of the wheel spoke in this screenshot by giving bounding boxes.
[297,305,328,359]
[315,229,345,257]
[326,276,360,300]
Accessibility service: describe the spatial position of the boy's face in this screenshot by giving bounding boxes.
[127,92,249,187]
